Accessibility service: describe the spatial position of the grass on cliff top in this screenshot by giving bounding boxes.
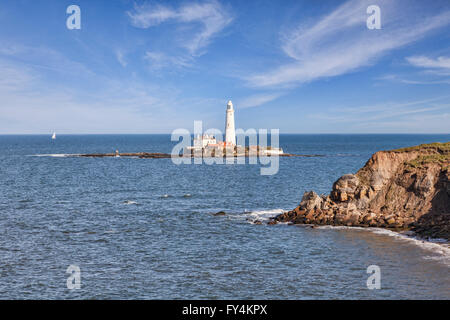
[392,142,450,153]
[392,142,450,169]
[408,154,450,169]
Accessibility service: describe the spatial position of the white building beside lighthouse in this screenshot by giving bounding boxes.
[185,98,284,157]
[225,100,236,146]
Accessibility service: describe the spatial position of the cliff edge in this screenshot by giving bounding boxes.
[273,142,450,240]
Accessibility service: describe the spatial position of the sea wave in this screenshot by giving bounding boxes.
[29,154,79,157]
[242,208,285,223]
[123,200,138,205]
[317,225,450,267]
[239,210,450,266]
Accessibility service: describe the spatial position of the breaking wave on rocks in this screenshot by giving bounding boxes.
[317,225,450,267]
[369,227,450,266]
[233,206,450,266]
[243,209,286,223]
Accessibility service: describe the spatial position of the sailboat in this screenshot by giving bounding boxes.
[52,132,56,140]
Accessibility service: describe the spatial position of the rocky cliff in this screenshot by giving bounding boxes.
[272,142,450,240]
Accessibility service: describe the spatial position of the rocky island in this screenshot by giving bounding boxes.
[75,150,320,158]
[271,142,450,240]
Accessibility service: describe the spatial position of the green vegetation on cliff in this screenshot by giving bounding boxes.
[392,142,449,152]
[392,142,450,169]
[275,141,450,239]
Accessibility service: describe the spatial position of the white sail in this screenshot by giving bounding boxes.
[52,132,56,140]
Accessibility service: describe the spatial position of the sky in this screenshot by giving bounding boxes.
[0,0,449,134]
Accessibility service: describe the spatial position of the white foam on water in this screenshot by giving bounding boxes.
[123,200,138,205]
[29,154,80,157]
[243,208,285,223]
[104,230,118,234]
[317,225,450,267]
[31,154,66,157]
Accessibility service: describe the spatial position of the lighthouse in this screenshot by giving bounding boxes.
[225,100,236,145]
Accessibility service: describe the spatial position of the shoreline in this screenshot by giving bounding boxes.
[267,142,450,240]
[242,208,449,265]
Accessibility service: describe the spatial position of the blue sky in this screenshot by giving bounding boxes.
[0,0,449,134]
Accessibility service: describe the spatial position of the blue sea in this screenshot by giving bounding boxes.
[0,134,449,299]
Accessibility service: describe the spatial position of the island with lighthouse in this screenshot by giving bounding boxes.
[183,100,285,158]
[71,100,320,159]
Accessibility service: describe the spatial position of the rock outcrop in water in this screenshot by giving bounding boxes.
[79,152,172,158]
[77,152,315,158]
[272,142,450,240]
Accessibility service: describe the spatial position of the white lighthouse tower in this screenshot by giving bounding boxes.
[225,100,236,145]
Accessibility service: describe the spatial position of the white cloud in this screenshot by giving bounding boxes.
[376,73,450,85]
[246,0,450,88]
[128,0,233,56]
[0,50,197,133]
[309,96,450,126]
[0,61,35,91]
[237,93,282,109]
[0,61,160,133]
[116,50,128,67]
[0,44,94,77]
[144,51,192,70]
[376,55,450,85]
[407,56,450,69]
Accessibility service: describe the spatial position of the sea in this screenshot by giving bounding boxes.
[0,134,449,299]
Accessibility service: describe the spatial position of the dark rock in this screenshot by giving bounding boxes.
[273,142,450,240]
